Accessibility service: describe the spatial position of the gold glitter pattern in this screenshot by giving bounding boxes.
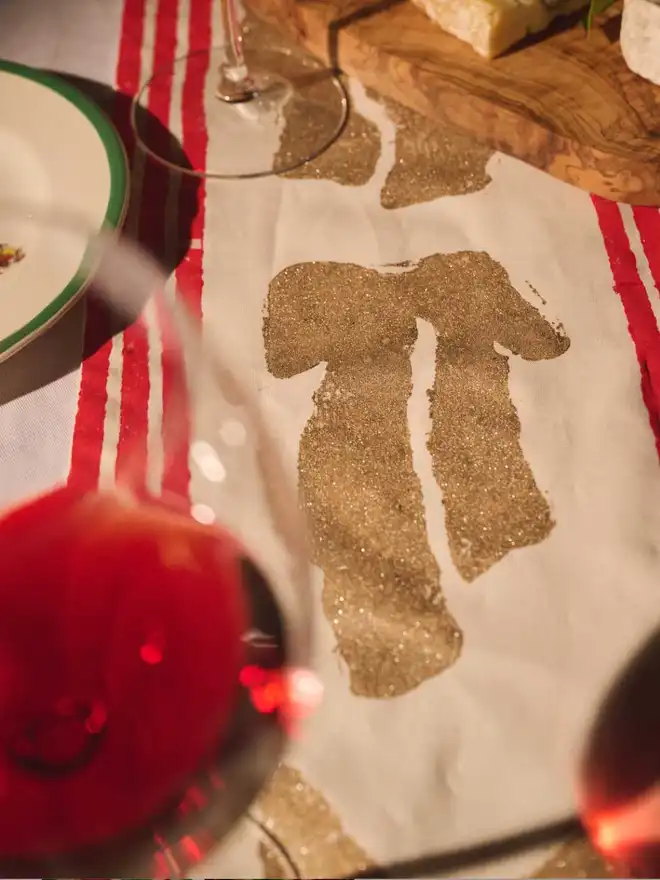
[241,14,349,178]
[534,837,617,878]
[265,260,462,697]
[273,78,349,177]
[378,96,493,208]
[265,253,568,695]
[259,839,289,879]
[279,84,381,186]
[257,764,373,879]
[419,252,569,580]
[246,15,491,196]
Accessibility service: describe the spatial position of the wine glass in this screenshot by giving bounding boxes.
[344,624,660,880]
[579,624,660,879]
[0,203,318,878]
[131,0,349,179]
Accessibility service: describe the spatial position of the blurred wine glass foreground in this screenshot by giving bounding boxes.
[0,204,315,878]
[579,625,660,879]
[343,620,660,880]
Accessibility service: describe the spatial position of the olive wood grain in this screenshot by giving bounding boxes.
[246,0,660,204]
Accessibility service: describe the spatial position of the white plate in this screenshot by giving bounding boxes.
[0,61,128,362]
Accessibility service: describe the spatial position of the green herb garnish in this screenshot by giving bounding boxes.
[584,0,619,31]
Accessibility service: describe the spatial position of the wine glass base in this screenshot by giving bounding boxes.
[216,70,290,105]
[132,46,348,179]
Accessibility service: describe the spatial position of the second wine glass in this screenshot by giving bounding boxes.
[132,0,348,179]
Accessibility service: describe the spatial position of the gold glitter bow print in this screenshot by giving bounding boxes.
[264,252,569,698]
[278,81,493,207]
[254,765,610,880]
[257,764,373,879]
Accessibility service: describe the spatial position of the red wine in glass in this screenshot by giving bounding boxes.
[0,207,313,878]
[0,485,293,877]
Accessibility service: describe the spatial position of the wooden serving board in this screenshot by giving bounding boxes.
[245,0,660,205]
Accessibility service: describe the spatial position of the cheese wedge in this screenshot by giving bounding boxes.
[621,0,660,87]
[410,0,589,58]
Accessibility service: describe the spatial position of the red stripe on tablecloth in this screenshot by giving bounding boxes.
[162,0,213,498]
[593,196,660,458]
[632,207,660,301]
[115,0,180,488]
[68,0,147,492]
[115,0,147,96]
[67,303,114,493]
[182,0,211,269]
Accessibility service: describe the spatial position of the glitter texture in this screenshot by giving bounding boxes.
[418,252,570,580]
[265,261,462,697]
[279,81,381,186]
[242,14,349,177]
[534,837,617,878]
[257,764,372,879]
[259,838,289,879]
[274,76,349,177]
[366,89,493,208]
[265,254,569,697]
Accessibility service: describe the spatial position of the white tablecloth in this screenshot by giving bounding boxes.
[2,1,660,878]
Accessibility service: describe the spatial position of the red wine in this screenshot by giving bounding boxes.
[0,485,248,863]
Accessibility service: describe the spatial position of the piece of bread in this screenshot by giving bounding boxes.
[410,0,589,58]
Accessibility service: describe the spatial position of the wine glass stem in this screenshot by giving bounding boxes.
[218,0,257,103]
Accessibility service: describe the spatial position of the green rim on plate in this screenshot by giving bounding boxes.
[0,60,129,357]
